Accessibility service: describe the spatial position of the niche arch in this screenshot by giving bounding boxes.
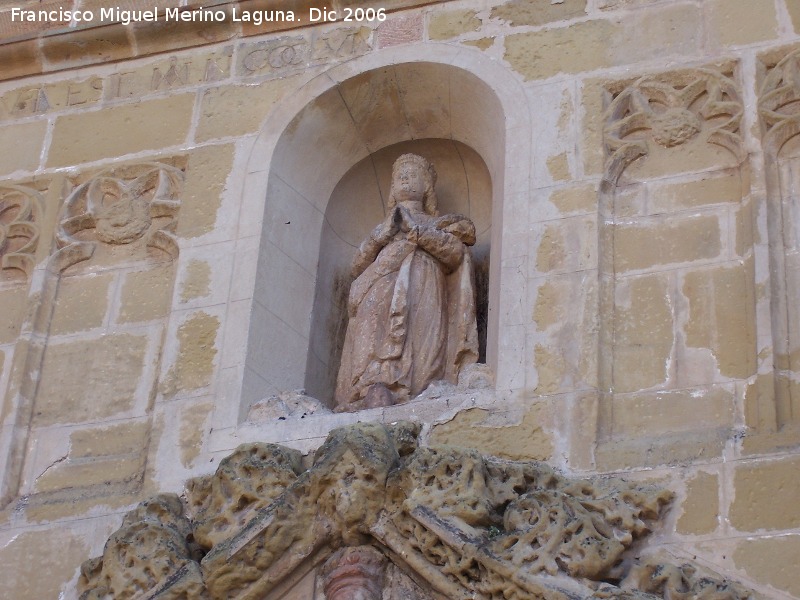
[239,45,531,416]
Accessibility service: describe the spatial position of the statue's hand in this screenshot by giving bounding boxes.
[373,210,398,245]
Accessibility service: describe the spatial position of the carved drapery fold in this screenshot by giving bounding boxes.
[0,184,42,278]
[79,422,755,600]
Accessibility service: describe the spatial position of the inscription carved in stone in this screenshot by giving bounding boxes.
[604,69,743,181]
[79,421,755,600]
[335,154,479,411]
[0,184,42,278]
[55,162,183,269]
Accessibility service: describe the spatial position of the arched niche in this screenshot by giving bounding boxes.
[238,47,531,417]
[305,138,492,403]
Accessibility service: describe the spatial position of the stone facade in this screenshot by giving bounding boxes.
[0,0,798,598]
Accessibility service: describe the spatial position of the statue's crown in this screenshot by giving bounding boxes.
[393,153,436,185]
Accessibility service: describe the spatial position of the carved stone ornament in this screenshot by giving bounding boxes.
[604,69,743,183]
[79,422,755,600]
[759,47,800,139]
[334,154,479,412]
[0,184,42,278]
[55,162,183,270]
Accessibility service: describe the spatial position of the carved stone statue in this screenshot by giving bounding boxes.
[334,154,479,411]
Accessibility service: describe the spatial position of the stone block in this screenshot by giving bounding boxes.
[730,457,800,531]
[118,264,174,323]
[505,4,700,80]
[0,530,89,599]
[0,39,42,81]
[104,46,233,102]
[428,9,480,40]
[548,184,597,215]
[707,0,778,47]
[613,214,721,272]
[676,471,719,535]
[177,143,235,238]
[50,272,113,334]
[490,0,587,27]
[0,120,46,175]
[195,74,301,142]
[683,262,756,380]
[131,14,237,57]
[180,259,211,303]
[34,453,144,493]
[648,170,743,213]
[161,311,219,397]
[47,95,194,167]
[610,386,734,438]
[69,420,150,458]
[179,400,213,467]
[41,24,133,70]
[375,13,423,48]
[613,274,673,392]
[0,286,27,344]
[733,535,800,596]
[534,215,596,274]
[596,430,727,470]
[429,404,554,461]
[34,334,148,426]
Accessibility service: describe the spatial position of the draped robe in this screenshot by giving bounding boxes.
[334,211,479,411]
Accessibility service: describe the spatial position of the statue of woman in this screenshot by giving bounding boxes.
[334,154,479,412]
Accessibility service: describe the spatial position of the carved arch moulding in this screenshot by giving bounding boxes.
[595,66,752,464]
[79,421,755,600]
[0,160,185,510]
[758,46,800,432]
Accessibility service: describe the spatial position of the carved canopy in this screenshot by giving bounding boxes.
[79,422,754,600]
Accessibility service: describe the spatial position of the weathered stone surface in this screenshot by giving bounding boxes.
[34,334,148,426]
[428,9,480,40]
[47,95,194,167]
[0,120,47,175]
[79,494,207,600]
[707,0,778,47]
[177,144,234,238]
[648,171,743,213]
[613,215,721,272]
[49,273,112,334]
[613,274,673,392]
[179,400,213,467]
[548,184,596,215]
[730,457,800,531]
[683,262,756,379]
[622,558,753,599]
[179,259,211,302]
[733,535,800,596]
[676,471,719,535]
[429,405,554,461]
[118,264,174,322]
[0,286,27,343]
[70,420,150,458]
[321,546,386,600]
[161,312,219,396]
[505,5,700,80]
[0,77,102,122]
[490,0,587,27]
[0,529,89,599]
[196,74,301,142]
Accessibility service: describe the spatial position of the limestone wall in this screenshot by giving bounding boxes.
[0,0,799,597]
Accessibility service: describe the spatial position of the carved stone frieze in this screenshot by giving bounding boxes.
[0,184,42,278]
[55,162,183,270]
[604,69,743,183]
[79,422,756,600]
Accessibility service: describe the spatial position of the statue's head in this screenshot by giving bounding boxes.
[388,154,438,215]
